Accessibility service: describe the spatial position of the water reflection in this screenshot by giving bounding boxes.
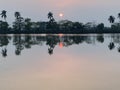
[0,34,120,57]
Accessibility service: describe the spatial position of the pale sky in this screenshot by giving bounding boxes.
[0,0,120,26]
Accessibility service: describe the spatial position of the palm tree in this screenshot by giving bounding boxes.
[15,12,21,19]
[118,13,120,22]
[108,15,115,24]
[48,12,53,20]
[13,12,24,31]
[108,42,115,50]
[1,10,7,21]
[50,18,55,23]
[48,47,53,55]
[48,12,55,23]
[1,48,7,57]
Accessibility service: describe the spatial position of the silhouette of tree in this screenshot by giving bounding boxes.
[1,48,7,57]
[118,13,120,22]
[73,22,84,30]
[13,35,24,55]
[48,47,53,55]
[46,35,59,55]
[96,35,104,43]
[108,42,115,50]
[47,12,55,23]
[13,12,24,31]
[24,18,32,31]
[48,12,53,21]
[15,47,22,55]
[47,12,57,31]
[108,16,115,24]
[0,36,10,47]
[59,20,73,32]
[15,12,21,19]
[1,10,7,21]
[118,47,120,52]
[24,35,32,49]
[0,21,9,32]
[97,23,104,31]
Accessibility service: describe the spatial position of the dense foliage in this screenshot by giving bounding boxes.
[0,10,120,34]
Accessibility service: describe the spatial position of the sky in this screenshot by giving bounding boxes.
[0,0,120,26]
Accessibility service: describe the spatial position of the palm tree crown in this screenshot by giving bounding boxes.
[1,10,7,20]
[48,12,53,20]
[118,13,120,21]
[108,15,115,23]
[15,12,21,19]
[48,12,55,23]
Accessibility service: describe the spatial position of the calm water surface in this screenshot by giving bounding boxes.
[0,34,120,90]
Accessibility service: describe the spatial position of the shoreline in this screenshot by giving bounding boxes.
[0,31,120,34]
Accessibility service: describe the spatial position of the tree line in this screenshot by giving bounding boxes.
[0,10,120,34]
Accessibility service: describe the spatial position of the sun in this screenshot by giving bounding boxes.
[59,13,64,17]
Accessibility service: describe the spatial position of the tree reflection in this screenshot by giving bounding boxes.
[24,35,32,49]
[0,35,10,47]
[0,34,120,57]
[13,35,24,55]
[1,48,7,57]
[108,35,115,50]
[108,42,115,50]
[0,35,11,57]
[118,47,120,52]
[46,35,59,55]
[96,35,104,43]
[48,47,53,55]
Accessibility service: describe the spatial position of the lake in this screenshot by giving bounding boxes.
[0,34,120,90]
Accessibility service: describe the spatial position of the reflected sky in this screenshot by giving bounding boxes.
[0,34,120,90]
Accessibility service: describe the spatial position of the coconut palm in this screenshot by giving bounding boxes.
[118,13,120,21]
[13,12,24,31]
[1,48,7,57]
[48,47,53,55]
[108,42,115,50]
[13,16,24,31]
[48,12,53,20]
[1,10,7,21]
[14,12,21,19]
[108,15,115,24]
[48,12,55,23]
[50,18,55,23]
